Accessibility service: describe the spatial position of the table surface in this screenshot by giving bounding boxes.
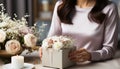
[0,50,120,69]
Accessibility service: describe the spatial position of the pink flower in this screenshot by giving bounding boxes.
[24,33,37,48]
[19,26,33,35]
[5,40,22,55]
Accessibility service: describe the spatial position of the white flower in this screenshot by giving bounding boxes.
[5,40,22,55]
[8,21,17,28]
[62,39,73,48]
[42,39,49,49]
[0,22,8,28]
[42,38,53,49]
[53,42,63,50]
[24,33,37,48]
[0,30,6,42]
[18,26,32,35]
[42,36,74,50]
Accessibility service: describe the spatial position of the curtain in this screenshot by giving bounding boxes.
[0,0,34,26]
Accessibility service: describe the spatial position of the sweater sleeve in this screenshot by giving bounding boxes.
[47,1,62,37]
[90,3,119,61]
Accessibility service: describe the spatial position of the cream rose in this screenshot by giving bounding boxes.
[53,42,63,50]
[24,33,37,48]
[5,40,22,55]
[0,30,6,42]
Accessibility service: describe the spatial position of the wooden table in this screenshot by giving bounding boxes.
[0,50,120,69]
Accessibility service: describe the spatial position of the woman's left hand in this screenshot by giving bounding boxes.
[69,48,91,62]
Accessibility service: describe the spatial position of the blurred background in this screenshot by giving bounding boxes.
[0,0,56,25]
[0,0,120,46]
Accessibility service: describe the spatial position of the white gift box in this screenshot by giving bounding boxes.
[42,48,75,69]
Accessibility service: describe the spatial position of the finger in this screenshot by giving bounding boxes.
[69,54,82,61]
[69,51,84,59]
[39,47,42,59]
[69,55,76,60]
[70,56,85,62]
[78,58,86,62]
[70,48,86,56]
[70,55,87,62]
[78,52,91,61]
[71,58,79,62]
[78,48,86,52]
[70,56,80,62]
[73,48,86,55]
[77,49,89,57]
[77,55,86,62]
[68,50,73,57]
[80,51,87,56]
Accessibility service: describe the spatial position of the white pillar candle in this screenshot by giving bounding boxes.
[11,55,24,69]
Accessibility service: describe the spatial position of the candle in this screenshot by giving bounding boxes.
[11,55,24,69]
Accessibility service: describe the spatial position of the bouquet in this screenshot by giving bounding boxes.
[0,4,46,55]
[42,36,74,50]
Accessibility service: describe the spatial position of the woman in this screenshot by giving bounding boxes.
[39,0,119,62]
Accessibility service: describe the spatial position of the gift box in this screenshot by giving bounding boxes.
[42,48,75,69]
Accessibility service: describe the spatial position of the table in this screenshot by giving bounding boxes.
[0,50,120,69]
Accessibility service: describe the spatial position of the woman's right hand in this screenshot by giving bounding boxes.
[39,47,42,60]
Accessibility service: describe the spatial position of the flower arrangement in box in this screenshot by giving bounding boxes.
[41,36,75,69]
[0,4,47,56]
[42,36,74,50]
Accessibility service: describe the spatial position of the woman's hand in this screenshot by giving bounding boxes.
[39,47,42,60]
[69,48,91,62]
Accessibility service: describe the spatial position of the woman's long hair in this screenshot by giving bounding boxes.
[57,0,109,24]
